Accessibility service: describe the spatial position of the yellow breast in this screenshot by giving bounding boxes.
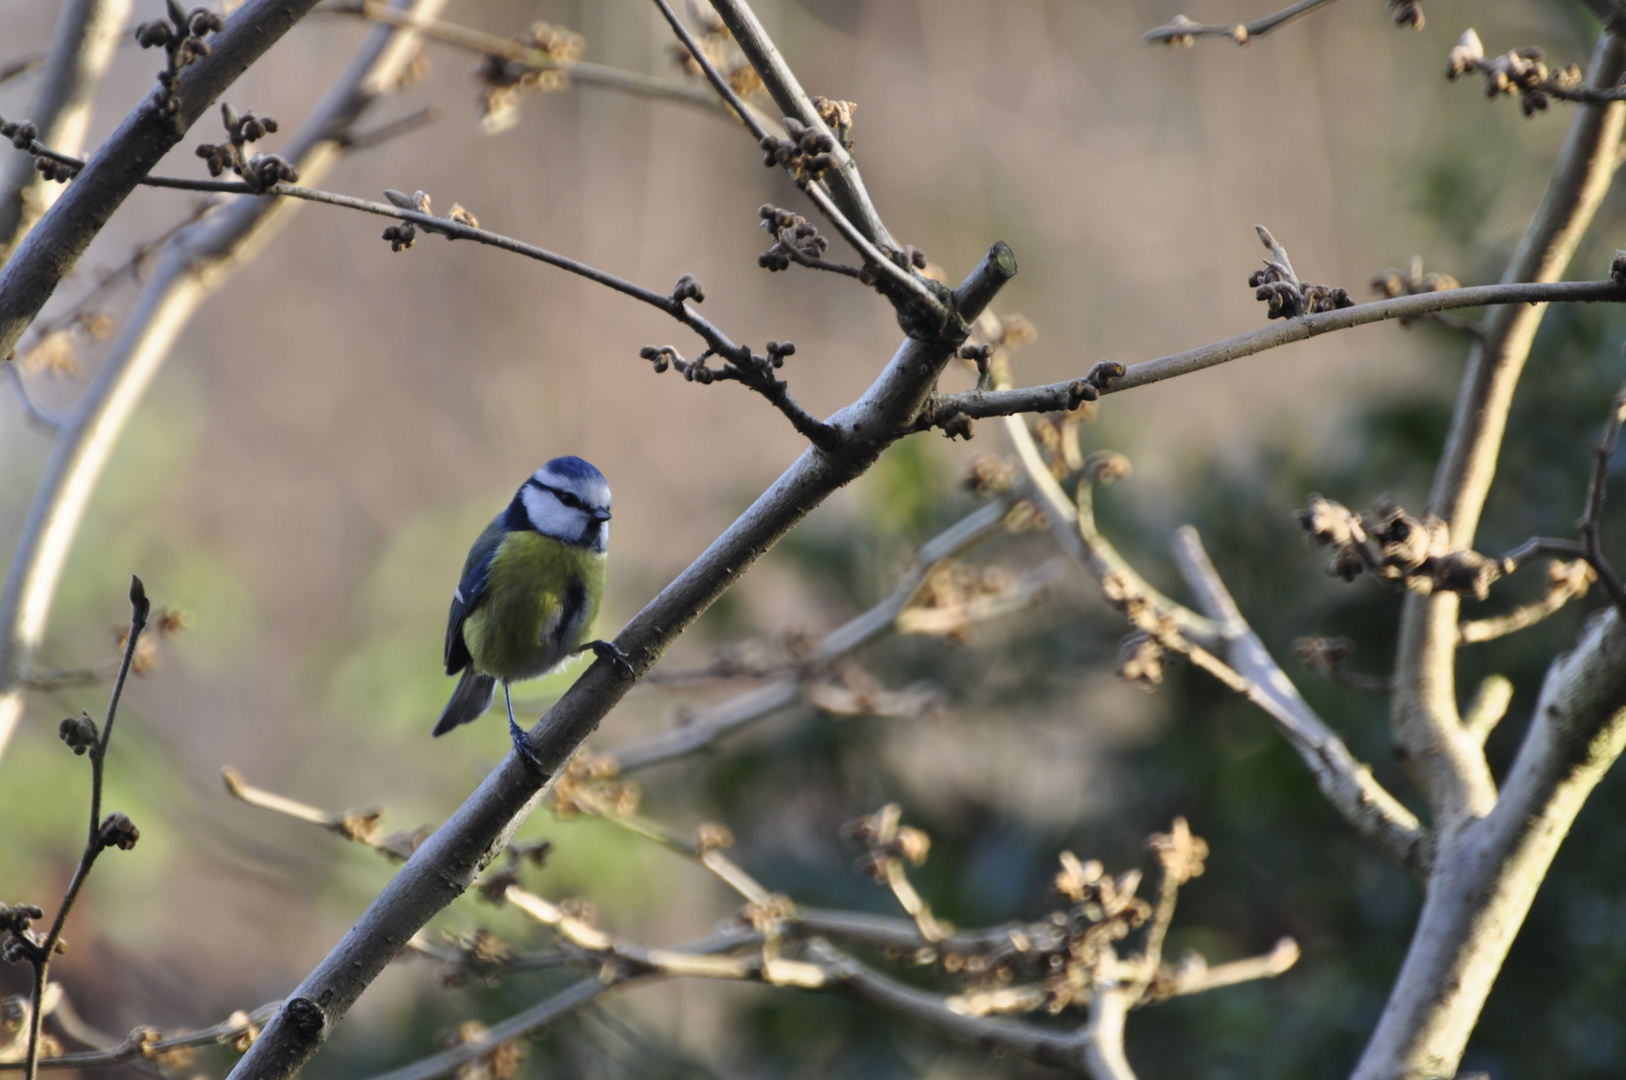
[460,531,604,681]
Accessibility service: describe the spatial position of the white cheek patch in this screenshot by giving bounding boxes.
[521,485,577,539]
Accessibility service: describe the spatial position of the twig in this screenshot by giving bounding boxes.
[651,0,949,328]
[1578,381,1626,610]
[703,0,896,250]
[1142,0,1340,46]
[934,279,1626,421]
[0,1002,281,1071]
[19,579,149,1080]
[1461,675,1513,745]
[320,1,729,115]
[0,55,46,87]
[611,499,1012,771]
[14,143,836,447]
[1458,560,1595,643]
[335,106,439,152]
[1169,531,1432,876]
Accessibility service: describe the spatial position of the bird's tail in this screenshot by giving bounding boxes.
[434,669,497,736]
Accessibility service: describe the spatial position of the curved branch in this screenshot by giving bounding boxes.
[1142,0,1340,46]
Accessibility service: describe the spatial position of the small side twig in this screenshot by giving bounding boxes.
[1577,381,1626,611]
[11,578,149,1080]
[1,363,63,432]
[1142,0,1341,46]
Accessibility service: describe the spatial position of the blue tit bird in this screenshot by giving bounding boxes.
[434,455,626,766]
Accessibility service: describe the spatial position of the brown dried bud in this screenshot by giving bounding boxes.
[97,812,140,851]
[58,712,98,755]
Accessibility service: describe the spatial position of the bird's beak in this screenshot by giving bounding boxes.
[593,509,612,522]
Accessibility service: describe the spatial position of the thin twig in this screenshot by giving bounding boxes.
[651,0,949,327]
[0,1003,281,1071]
[935,279,1626,421]
[611,499,1013,771]
[21,579,149,1080]
[1458,560,1595,644]
[1142,0,1340,45]
[1578,381,1626,610]
[320,0,730,115]
[1169,531,1432,876]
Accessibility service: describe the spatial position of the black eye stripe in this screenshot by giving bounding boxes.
[532,481,594,512]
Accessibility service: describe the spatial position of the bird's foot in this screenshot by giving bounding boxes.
[578,639,635,678]
[508,714,545,773]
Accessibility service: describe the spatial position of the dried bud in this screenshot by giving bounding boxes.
[134,20,173,48]
[671,273,705,303]
[1447,29,1483,79]
[97,812,140,851]
[1611,250,1626,285]
[0,903,45,935]
[58,712,99,755]
[1117,631,1165,690]
[382,222,416,252]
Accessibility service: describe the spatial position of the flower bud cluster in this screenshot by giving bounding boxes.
[1248,263,1352,320]
[759,116,838,180]
[1296,494,1503,598]
[58,712,99,755]
[757,204,830,271]
[195,103,297,192]
[135,1,223,115]
[1446,30,1583,117]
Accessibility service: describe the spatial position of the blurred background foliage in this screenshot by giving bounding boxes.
[4,0,1626,1077]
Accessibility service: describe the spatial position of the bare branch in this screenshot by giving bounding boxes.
[612,499,1014,771]
[934,278,1626,421]
[0,1002,281,1071]
[1577,380,1626,610]
[1170,529,1432,876]
[1458,560,1595,644]
[0,0,131,259]
[1353,609,1626,1079]
[1142,0,1340,46]
[1462,675,1514,745]
[324,1,730,115]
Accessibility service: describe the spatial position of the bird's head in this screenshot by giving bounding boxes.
[519,456,611,551]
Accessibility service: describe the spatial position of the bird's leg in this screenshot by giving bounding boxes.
[505,680,545,772]
[576,639,635,678]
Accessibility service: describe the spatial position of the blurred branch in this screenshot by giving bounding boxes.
[0,0,328,362]
[0,56,45,88]
[12,580,148,1080]
[936,278,1626,421]
[0,0,447,763]
[1457,559,1594,643]
[1142,0,1339,46]
[613,499,1014,771]
[0,0,131,260]
[1169,530,1431,876]
[320,1,730,115]
[0,1002,281,1072]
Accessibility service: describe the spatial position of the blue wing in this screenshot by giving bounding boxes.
[444,518,505,674]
